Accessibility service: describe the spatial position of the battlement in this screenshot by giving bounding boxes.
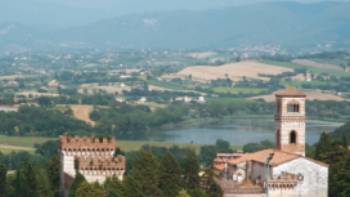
[77,155,125,171]
[59,135,116,152]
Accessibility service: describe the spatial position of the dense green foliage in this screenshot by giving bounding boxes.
[312,132,350,197]
[0,99,348,139]
[0,160,6,197]
[159,153,183,197]
[331,121,350,141]
[69,173,86,197]
[0,106,91,136]
[93,104,189,138]
[199,139,233,166]
[242,140,274,153]
[0,143,222,197]
[75,182,105,197]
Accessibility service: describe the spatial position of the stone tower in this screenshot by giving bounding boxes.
[59,135,125,197]
[275,87,306,156]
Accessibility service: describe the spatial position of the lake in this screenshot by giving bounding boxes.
[145,117,342,145]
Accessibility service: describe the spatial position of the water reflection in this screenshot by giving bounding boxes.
[146,118,342,145]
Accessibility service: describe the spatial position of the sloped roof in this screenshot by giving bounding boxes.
[228,149,328,167]
[228,149,298,166]
[275,87,306,97]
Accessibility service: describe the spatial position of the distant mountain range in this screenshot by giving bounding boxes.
[1,2,350,51]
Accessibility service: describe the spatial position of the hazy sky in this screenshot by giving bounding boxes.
[1,0,349,27]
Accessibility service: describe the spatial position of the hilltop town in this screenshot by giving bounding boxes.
[1,1,350,196]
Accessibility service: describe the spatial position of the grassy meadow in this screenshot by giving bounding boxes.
[260,60,349,77]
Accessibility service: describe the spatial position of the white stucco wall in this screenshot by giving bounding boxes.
[271,158,328,197]
[80,170,125,184]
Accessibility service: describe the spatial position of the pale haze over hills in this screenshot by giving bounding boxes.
[1,0,348,26]
[1,0,350,51]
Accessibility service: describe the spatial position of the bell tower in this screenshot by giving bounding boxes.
[275,87,306,156]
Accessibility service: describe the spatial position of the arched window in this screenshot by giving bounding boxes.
[290,130,297,144]
[287,103,300,113]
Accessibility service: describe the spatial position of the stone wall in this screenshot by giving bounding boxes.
[271,158,328,197]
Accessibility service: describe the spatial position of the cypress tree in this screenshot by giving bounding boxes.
[75,182,105,197]
[129,151,161,197]
[47,155,60,196]
[69,173,86,197]
[159,153,182,197]
[0,161,7,196]
[314,132,334,162]
[15,159,38,197]
[104,176,125,197]
[182,151,200,190]
[36,168,54,197]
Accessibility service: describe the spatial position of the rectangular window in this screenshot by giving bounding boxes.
[287,104,299,113]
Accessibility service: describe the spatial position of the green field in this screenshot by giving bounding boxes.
[147,79,188,91]
[260,60,349,77]
[0,135,202,154]
[280,78,338,88]
[212,87,267,95]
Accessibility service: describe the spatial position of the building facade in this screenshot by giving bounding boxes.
[213,87,328,197]
[59,135,125,196]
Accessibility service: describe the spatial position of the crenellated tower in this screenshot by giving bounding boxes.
[59,135,125,197]
[275,87,306,156]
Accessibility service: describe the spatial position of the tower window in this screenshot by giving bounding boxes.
[290,131,297,144]
[287,103,300,113]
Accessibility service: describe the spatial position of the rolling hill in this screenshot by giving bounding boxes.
[1,2,350,51]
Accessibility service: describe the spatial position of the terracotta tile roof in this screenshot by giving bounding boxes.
[77,155,125,171]
[275,87,306,97]
[214,152,246,172]
[228,149,300,166]
[59,135,116,152]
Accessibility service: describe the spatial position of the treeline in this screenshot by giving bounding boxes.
[330,121,350,143]
[92,104,189,138]
[310,132,350,197]
[0,106,92,136]
[0,142,222,197]
[307,101,350,120]
[0,100,348,138]
[0,151,60,197]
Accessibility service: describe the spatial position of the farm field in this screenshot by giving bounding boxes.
[79,83,132,94]
[0,135,202,154]
[212,87,267,95]
[292,59,344,71]
[147,79,188,91]
[69,104,96,126]
[146,79,204,95]
[250,89,345,102]
[166,60,293,82]
[261,60,349,77]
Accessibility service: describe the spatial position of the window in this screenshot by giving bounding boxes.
[290,131,297,144]
[287,103,300,113]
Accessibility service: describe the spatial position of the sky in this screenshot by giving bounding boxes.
[0,0,349,27]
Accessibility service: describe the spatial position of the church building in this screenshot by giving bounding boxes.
[213,87,328,197]
[59,135,125,196]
